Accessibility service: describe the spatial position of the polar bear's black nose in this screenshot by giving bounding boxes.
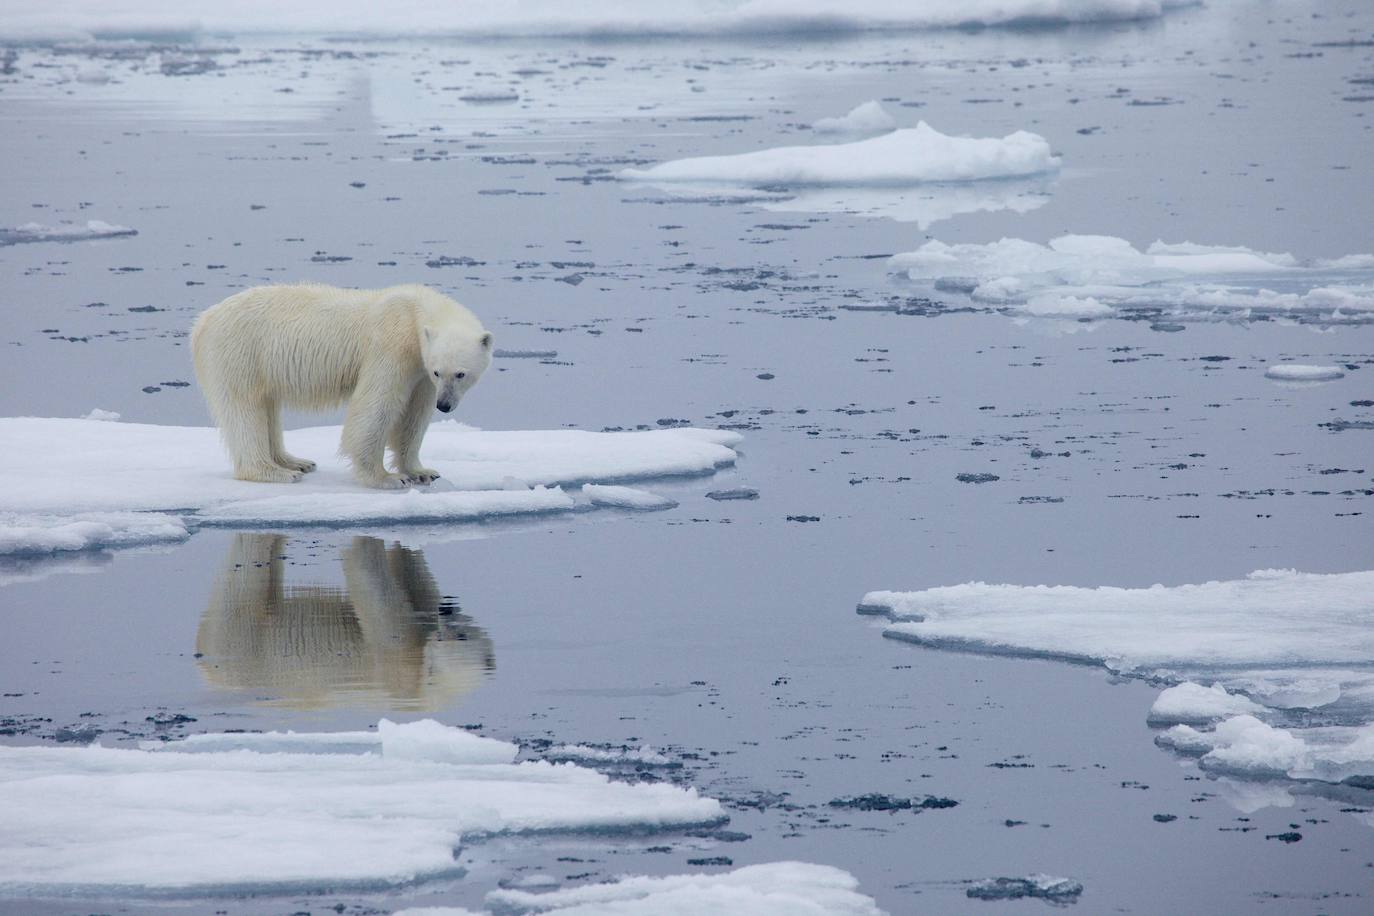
[437,400,454,413]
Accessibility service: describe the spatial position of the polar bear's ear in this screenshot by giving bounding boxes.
[480,332,493,349]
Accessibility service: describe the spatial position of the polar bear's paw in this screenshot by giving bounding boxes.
[401,468,442,486]
[279,454,317,473]
[237,464,304,484]
[361,472,411,490]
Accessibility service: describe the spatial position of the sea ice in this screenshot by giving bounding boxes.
[620,122,1059,186]
[861,569,1374,786]
[0,219,136,246]
[0,418,741,550]
[581,484,678,510]
[892,235,1374,321]
[546,744,673,766]
[479,861,884,916]
[812,101,896,135]
[0,719,724,895]
[0,511,189,556]
[1264,364,1346,382]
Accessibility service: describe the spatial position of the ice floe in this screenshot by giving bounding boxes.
[582,484,678,510]
[812,100,896,135]
[3,0,1199,42]
[621,123,1059,187]
[1264,364,1346,382]
[860,569,1374,788]
[892,235,1374,322]
[0,719,724,895]
[478,861,884,916]
[0,418,741,552]
[0,219,136,246]
[966,874,1083,902]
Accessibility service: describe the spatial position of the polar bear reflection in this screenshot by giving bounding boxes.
[197,534,493,710]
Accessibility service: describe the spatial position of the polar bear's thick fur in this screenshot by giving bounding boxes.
[191,283,492,489]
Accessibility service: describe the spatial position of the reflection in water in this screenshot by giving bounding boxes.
[197,535,493,711]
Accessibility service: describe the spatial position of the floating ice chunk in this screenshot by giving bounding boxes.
[863,569,1374,674]
[582,484,678,510]
[1148,683,1265,725]
[620,123,1059,187]
[1160,717,1374,784]
[966,874,1083,902]
[493,349,558,359]
[1264,364,1345,382]
[82,408,120,421]
[1016,294,1114,318]
[0,719,724,895]
[0,511,189,556]
[546,744,673,766]
[479,861,884,916]
[706,487,759,501]
[0,219,136,246]
[812,101,896,135]
[0,418,741,543]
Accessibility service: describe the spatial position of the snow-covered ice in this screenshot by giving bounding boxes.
[476,861,884,916]
[0,719,725,895]
[1264,364,1346,382]
[1,0,1199,41]
[581,484,678,511]
[892,235,1374,321]
[0,511,189,557]
[620,123,1059,187]
[0,418,741,550]
[0,220,136,246]
[861,569,1374,786]
[812,101,896,135]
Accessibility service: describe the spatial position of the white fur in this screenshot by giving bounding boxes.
[191,283,492,488]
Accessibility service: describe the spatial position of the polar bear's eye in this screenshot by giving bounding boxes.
[433,370,440,377]
[456,372,467,379]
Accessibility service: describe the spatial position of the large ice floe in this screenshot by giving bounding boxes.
[3,0,1199,42]
[621,121,1059,228]
[0,719,725,896]
[859,569,1374,790]
[395,862,884,915]
[0,417,741,556]
[891,234,1374,323]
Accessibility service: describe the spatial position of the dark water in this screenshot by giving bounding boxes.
[2,1,1373,912]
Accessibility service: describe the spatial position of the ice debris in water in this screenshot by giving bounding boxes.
[0,719,724,894]
[861,569,1374,787]
[545,744,673,766]
[581,484,678,510]
[706,487,760,500]
[0,418,741,545]
[891,234,1374,321]
[812,100,896,134]
[0,219,136,246]
[966,874,1084,902]
[1264,364,1346,381]
[620,122,1059,186]
[441,861,884,916]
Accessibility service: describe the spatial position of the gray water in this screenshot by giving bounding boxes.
[2,1,1373,912]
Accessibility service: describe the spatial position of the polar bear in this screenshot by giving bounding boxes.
[191,283,492,488]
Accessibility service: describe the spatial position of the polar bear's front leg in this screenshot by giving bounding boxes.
[341,369,414,489]
[389,382,441,485]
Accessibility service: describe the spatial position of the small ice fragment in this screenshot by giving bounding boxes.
[494,349,558,359]
[545,744,673,766]
[812,101,896,134]
[82,408,120,421]
[967,874,1083,902]
[1264,364,1345,381]
[1147,682,1265,725]
[582,484,677,510]
[706,487,759,501]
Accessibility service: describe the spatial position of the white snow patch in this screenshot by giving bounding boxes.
[0,220,136,246]
[1264,364,1346,382]
[1148,683,1266,725]
[478,861,884,916]
[0,418,741,544]
[581,484,678,511]
[1,1,1199,42]
[893,235,1374,320]
[812,101,896,135]
[620,123,1059,186]
[0,719,724,895]
[0,511,189,557]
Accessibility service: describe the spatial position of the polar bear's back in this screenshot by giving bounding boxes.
[192,283,418,411]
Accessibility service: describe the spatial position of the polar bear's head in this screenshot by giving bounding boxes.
[419,300,493,414]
